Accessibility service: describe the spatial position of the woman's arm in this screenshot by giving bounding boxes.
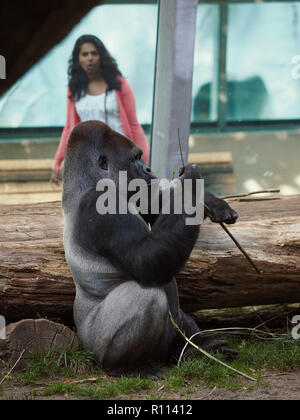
[52,91,80,173]
[119,78,150,164]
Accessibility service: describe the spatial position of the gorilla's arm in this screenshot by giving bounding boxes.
[77,188,199,287]
[140,182,238,227]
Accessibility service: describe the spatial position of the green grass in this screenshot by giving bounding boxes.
[14,349,96,385]
[41,376,155,400]
[1,333,299,399]
[167,334,300,389]
[44,376,155,400]
[236,335,300,371]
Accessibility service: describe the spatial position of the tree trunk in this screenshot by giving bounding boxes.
[0,196,299,323]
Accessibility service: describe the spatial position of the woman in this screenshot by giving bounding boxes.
[50,34,149,186]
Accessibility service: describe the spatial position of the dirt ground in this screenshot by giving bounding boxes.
[1,370,299,400]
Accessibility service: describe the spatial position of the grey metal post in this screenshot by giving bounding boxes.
[217,3,228,130]
[151,0,198,180]
[0,55,6,80]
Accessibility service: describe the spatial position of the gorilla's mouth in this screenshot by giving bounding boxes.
[146,173,158,184]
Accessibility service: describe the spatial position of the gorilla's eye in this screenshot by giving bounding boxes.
[131,152,142,162]
[98,155,108,170]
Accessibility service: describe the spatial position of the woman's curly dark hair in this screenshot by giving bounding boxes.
[68,35,122,101]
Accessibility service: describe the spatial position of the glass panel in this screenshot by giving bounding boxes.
[0,4,158,127]
[226,2,300,121]
[191,4,219,123]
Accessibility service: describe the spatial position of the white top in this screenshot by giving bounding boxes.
[75,90,124,135]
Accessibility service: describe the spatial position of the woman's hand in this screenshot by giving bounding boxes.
[50,170,60,187]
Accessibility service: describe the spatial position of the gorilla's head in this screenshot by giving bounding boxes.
[63,121,154,210]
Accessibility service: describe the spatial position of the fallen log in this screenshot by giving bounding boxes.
[192,305,300,331]
[0,196,299,323]
[179,195,300,312]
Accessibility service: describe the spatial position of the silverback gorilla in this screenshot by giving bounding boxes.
[62,121,238,377]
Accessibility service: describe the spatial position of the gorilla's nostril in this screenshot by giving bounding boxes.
[144,166,152,174]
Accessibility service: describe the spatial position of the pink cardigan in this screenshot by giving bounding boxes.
[53,77,149,171]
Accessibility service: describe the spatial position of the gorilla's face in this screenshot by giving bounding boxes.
[65,121,156,192]
[95,126,155,188]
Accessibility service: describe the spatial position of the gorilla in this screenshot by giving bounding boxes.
[62,121,238,377]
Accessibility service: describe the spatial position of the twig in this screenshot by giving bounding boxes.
[201,199,261,274]
[178,328,276,365]
[62,377,98,385]
[169,311,257,382]
[221,189,280,200]
[191,327,276,338]
[30,377,100,393]
[177,128,185,169]
[219,221,261,274]
[177,129,261,275]
[254,306,297,330]
[262,372,287,378]
[0,349,25,386]
[200,386,217,400]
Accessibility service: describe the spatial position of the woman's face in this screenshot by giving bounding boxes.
[78,42,101,74]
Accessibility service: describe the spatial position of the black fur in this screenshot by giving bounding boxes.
[62,121,238,374]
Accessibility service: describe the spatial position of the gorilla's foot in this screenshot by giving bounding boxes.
[218,346,239,359]
[182,335,239,360]
[196,336,228,351]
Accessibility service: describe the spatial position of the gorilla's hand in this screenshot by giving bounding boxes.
[179,165,238,224]
[179,164,202,180]
[50,169,60,187]
[204,191,238,224]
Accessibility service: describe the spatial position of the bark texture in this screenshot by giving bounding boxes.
[0,196,299,323]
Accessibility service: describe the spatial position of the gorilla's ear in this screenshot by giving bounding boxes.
[98,155,108,171]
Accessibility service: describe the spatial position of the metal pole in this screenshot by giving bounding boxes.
[151,0,198,179]
[218,3,228,130]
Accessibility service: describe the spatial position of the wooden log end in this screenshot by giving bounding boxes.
[0,319,79,369]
